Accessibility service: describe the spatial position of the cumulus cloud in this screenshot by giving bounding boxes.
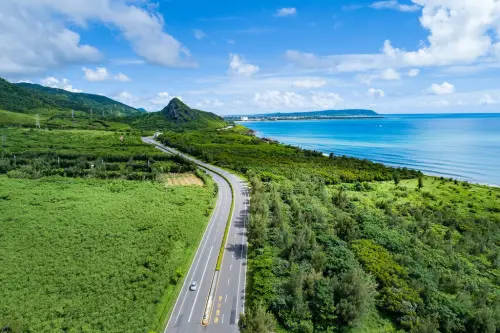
[380,68,401,80]
[292,78,327,89]
[83,67,131,82]
[193,29,207,40]
[479,94,497,105]
[370,1,420,12]
[407,68,420,77]
[253,90,342,110]
[228,53,260,76]
[286,1,500,72]
[41,77,82,93]
[0,0,193,76]
[275,8,297,17]
[151,92,175,106]
[113,91,135,105]
[368,88,385,98]
[426,82,455,95]
[310,92,343,109]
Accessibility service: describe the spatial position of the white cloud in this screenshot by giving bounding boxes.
[310,92,343,109]
[115,73,131,82]
[0,0,193,76]
[193,29,206,40]
[380,68,401,80]
[426,82,455,95]
[275,8,297,17]
[370,1,420,12]
[286,1,500,72]
[196,98,224,108]
[368,88,385,98]
[83,67,131,82]
[479,94,497,105]
[253,90,342,110]
[227,39,236,45]
[151,92,174,105]
[407,68,420,77]
[41,77,82,93]
[114,91,134,103]
[292,78,327,89]
[83,67,110,81]
[228,53,260,76]
[254,91,305,109]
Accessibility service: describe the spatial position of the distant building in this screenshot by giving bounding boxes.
[241,116,249,121]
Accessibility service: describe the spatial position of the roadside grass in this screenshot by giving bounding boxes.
[0,175,215,333]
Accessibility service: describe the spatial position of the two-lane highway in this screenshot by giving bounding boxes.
[142,137,249,333]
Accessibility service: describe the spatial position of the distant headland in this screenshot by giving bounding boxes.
[224,109,382,121]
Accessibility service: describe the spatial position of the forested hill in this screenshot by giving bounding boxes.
[129,98,228,130]
[0,78,140,116]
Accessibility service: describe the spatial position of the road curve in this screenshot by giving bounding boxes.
[142,137,249,333]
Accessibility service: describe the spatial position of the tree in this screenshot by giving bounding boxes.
[418,174,424,189]
[332,266,375,327]
[239,303,276,333]
[393,171,401,186]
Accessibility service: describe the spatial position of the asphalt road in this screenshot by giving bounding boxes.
[142,137,249,333]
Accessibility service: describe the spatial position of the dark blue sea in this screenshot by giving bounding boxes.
[242,113,500,186]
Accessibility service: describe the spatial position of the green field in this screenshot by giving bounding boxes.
[0,128,154,156]
[0,175,215,332]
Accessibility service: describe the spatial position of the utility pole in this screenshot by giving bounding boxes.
[102,109,105,117]
[90,108,93,116]
[35,114,40,128]
[71,109,75,119]
[1,135,6,148]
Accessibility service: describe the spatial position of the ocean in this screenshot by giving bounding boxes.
[242,113,500,186]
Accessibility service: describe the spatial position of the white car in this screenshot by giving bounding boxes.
[189,281,197,291]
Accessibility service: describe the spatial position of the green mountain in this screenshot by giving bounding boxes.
[0,78,139,116]
[129,98,227,130]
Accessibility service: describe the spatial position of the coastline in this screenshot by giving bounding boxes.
[246,126,500,188]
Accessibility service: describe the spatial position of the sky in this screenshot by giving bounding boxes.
[2,0,500,115]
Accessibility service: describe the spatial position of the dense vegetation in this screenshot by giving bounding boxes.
[158,126,500,333]
[0,109,134,131]
[0,78,139,116]
[128,98,227,131]
[158,126,418,184]
[0,175,215,333]
[0,127,219,332]
[0,129,196,180]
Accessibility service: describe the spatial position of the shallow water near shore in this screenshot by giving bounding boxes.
[242,113,500,186]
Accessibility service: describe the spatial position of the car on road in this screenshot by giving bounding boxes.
[189,281,197,291]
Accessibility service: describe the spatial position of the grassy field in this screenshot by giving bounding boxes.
[0,128,148,156]
[0,109,132,131]
[0,175,215,333]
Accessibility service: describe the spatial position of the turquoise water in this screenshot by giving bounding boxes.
[243,113,500,185]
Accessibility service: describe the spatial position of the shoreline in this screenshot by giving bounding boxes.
[247,128,499,188]
[318,153,499,188]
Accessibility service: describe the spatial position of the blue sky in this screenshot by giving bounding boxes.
[2,0,500,115]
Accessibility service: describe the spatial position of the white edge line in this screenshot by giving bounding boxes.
[188,245,214,322]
